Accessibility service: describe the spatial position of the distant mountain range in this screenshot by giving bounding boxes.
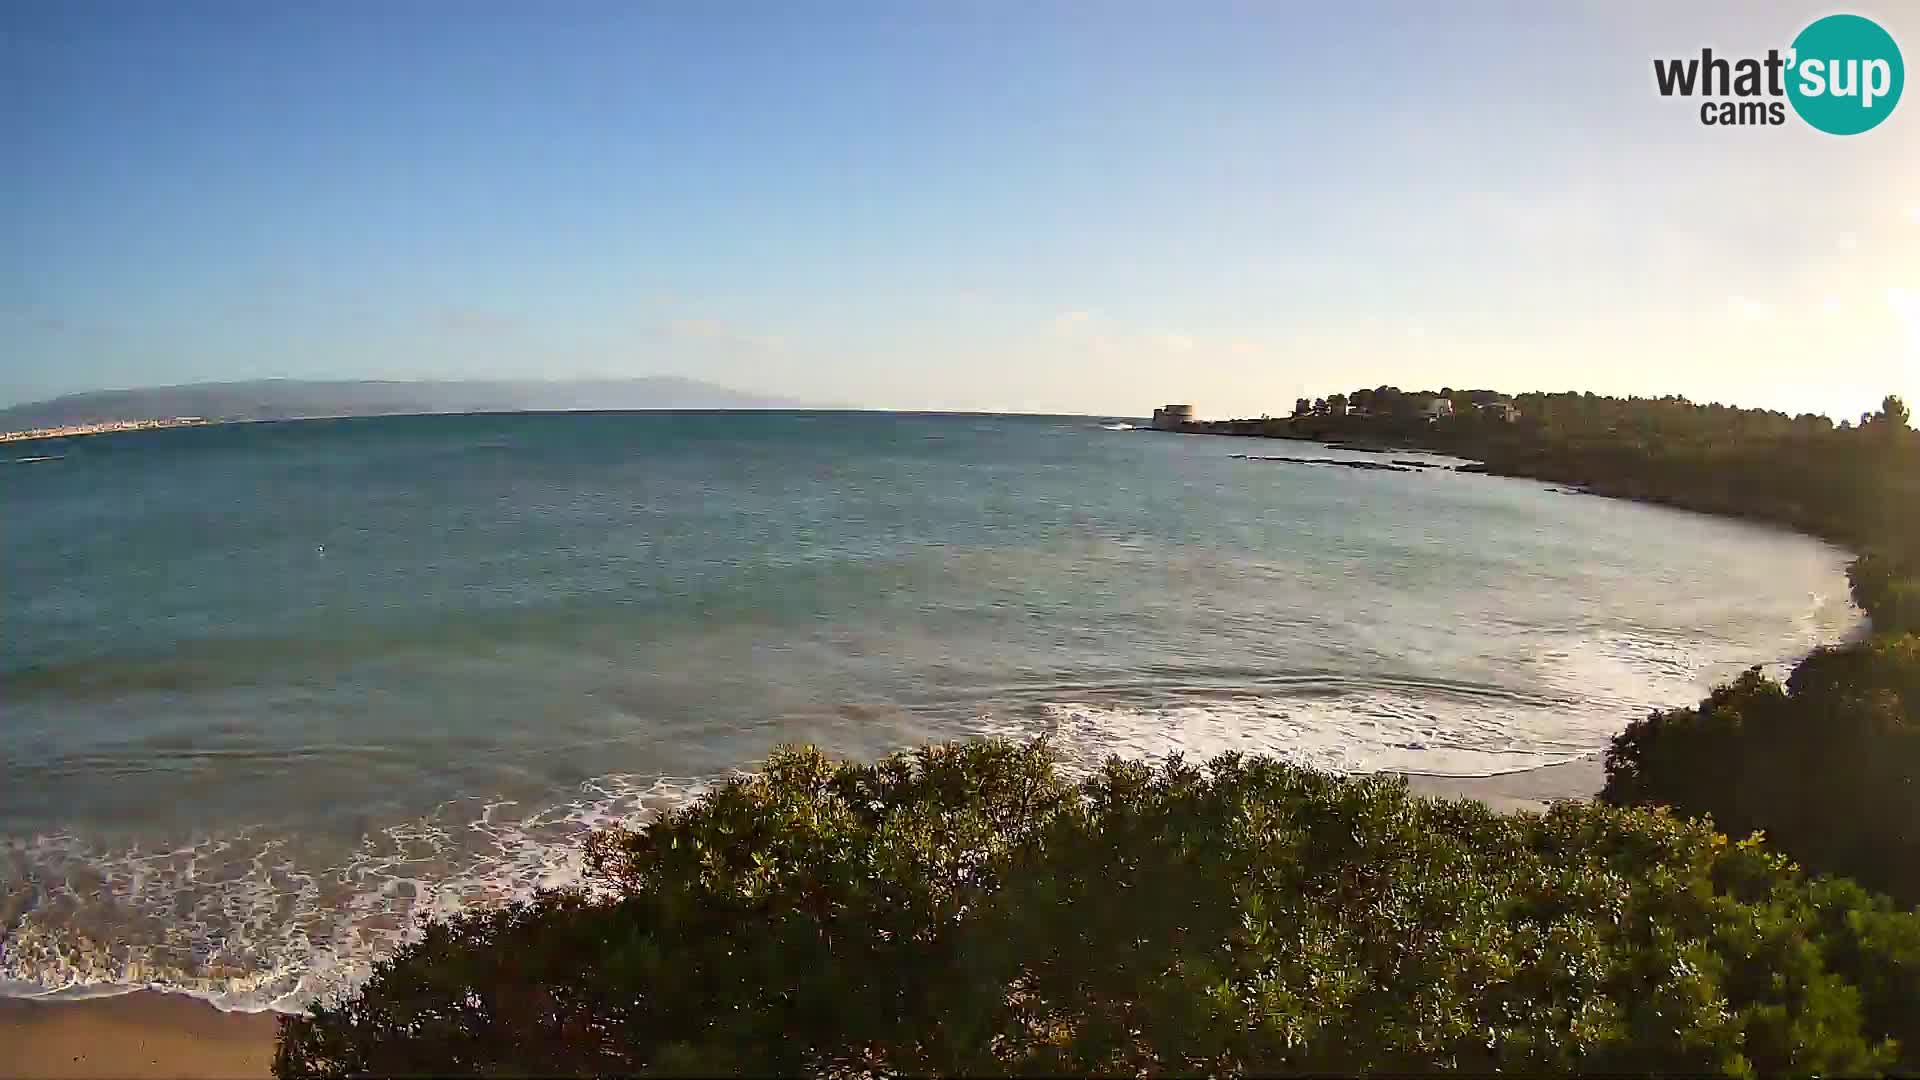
[0,378,823,430]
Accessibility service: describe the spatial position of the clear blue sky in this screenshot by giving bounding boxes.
[4,1,1915,418]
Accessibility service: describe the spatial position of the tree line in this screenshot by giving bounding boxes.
[1275,388,1920,898]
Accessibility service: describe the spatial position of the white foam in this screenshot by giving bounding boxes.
[970,691,1602,781]
[0,773,722,1013]
[0,639,1826,1015]
[0,679,1613,1014]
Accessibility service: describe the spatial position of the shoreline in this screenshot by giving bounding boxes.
[0,751,1696,1078]
[0,419,210,445]
[1399,754,1603,813]
[1153,421,1878,557]
[0,758,1603,991]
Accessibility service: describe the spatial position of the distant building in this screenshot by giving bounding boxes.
[1151,404,1195,430]
[1476,401,1520,423]
[1418,397,1455,421]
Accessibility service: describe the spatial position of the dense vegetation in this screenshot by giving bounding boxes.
[1282,390,1920,904]
[1602,637,1920,903]
[276,741,1920,1077]
[1282,389,1919,586]
[276,389,1919,1075]
[1380,392,1920,907]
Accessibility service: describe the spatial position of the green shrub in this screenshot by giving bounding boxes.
[1850,551,1920,635]
[1603,637,1919,905]
[277,740,1920,1077]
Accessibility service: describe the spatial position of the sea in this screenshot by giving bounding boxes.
[0,410,1862,1011]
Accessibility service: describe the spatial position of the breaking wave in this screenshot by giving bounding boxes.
[0,642,1840,1015]
[0,680,1593,1013]
[0,773,721,1013]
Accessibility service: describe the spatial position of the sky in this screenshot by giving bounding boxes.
[3,1,1915,420]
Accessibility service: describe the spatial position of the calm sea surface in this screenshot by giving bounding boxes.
[0,411,1861,1008]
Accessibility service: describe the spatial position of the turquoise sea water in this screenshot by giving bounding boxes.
[0,411,1861,1008]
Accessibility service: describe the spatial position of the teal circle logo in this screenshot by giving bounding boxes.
[1787,14,1903,134]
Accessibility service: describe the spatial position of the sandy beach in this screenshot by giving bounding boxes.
[0,992,276,1079]
[1401,754,1604,814]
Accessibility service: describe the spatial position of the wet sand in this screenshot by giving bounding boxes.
[0,992,276,1079]
[1401,754,1604,813]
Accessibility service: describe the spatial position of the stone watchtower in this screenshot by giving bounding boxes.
[1151,404,1195,430]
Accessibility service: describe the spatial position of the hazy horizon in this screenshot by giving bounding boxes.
[1,373,1907,424]
[6,2,1915,420]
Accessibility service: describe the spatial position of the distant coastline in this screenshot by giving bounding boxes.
[1,417,210,444]
[0,377,823,435]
